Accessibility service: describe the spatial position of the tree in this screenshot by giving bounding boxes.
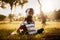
[19,16,25,21]
[8,14,14,22]
[0,0,28,21]
[0,1,6,8]
[38,0,42,13]
[54,10,60,21]
[0,14,6,21]
[0,0,28,9]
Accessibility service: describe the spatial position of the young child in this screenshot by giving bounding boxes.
[11,8,44,35]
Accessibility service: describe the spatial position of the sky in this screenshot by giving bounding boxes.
[0,0,60,16]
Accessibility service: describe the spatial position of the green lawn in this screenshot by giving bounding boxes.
[0,21,60,29]
[0,21,60,40]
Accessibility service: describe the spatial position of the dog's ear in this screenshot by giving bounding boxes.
[20,25,23,29]
[20,25,26,29]
[17,25,23,33]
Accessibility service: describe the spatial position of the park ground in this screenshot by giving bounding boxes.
[0,21,60,40]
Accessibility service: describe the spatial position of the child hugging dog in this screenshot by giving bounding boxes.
[11,8,44,35]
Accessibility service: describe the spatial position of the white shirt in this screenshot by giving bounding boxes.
[21,21,37,35]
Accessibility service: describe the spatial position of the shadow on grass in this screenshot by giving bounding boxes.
[0,28,60,40]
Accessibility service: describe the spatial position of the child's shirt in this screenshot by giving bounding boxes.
[21,21,37,35]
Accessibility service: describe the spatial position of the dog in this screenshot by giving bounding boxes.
[11,24,27,35]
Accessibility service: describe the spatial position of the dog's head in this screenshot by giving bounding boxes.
[17,25,27,34]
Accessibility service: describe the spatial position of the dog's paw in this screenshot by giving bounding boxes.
[11,31,17,35]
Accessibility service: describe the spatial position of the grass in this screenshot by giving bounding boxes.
[0,29,44,40]
[0,28,60,40]
[0,21,60,40]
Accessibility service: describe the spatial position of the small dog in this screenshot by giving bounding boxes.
[11,25,27,35]
[17,25,28,34]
